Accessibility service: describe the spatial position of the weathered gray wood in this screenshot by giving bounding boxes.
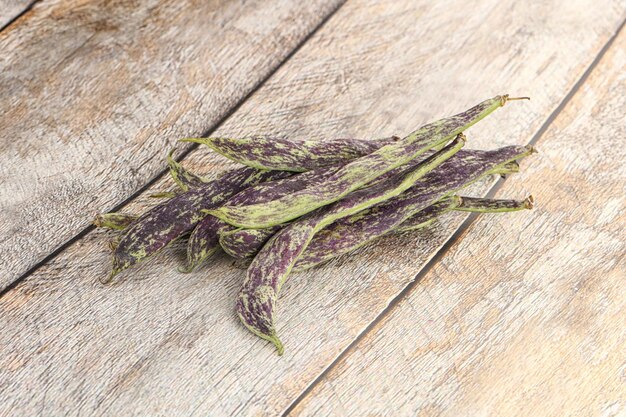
[2,0,625,415]
[0,0,344,290]
[289,24,626,417]
[0,0,33,28]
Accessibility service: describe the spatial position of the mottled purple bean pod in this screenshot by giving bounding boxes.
[238,143,535,353]
[180,215,231,272]
[295,194,534,271]
[182,136,399,172]
[237,137,468,353]
[216,152,523,260]
[210,95,521,229]
[107,167,291,282]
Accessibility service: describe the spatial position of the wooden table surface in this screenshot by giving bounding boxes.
[1,1,624,415]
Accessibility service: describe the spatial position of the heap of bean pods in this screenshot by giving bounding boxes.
[96,95,536,355]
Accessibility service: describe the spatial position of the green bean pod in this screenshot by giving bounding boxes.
[93,213,138,230]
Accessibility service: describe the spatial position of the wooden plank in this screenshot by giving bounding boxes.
[1,0,624,415]
[0,0,344,290]
[0,0,33,29]
[288,23,626,417]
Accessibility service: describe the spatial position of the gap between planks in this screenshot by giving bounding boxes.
[0,0,349,301]
[280,15,626,416]
[0,0,38,32]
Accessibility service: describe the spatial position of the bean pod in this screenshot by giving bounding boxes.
[238,143,534,353]
[218,154,522,259]
[237,136,468,353]
[210,95,522,228]
[296,194,534,271]
[182,136,399,172]
[107,167,291,282]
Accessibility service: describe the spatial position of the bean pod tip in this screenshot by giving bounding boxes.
[178,137,205,145]
[524,195,535,209]
[99,270,118,285]
[237,310,284,355]
[177,264,195,274]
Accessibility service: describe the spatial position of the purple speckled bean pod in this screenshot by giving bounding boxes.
[237,137,468,353]
[181,136,400,172]
[209,95,527,229]
[107,167,291,282]
[294,146,534,273]
[294,193,534,271]
[237,143,535,353]
[216,154,522,260]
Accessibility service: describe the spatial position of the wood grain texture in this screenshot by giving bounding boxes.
[289,24,626,417]
[2,0,625,415]
[0,0,344,290]
[0,0,33,29]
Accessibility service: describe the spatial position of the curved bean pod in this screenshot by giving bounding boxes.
[237,137,467,354]
[210,95,525,228]
[238,143,535,353]
[295,194,534,271]
[181,136,399,172]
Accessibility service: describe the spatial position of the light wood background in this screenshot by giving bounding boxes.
[0,0,33,28]
[1,0,624,415]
